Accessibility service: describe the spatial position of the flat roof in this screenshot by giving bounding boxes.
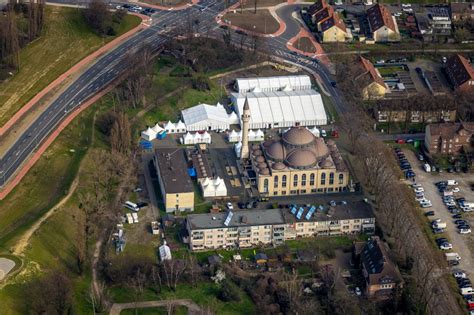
[155,148,194,194]
[187,201,374,230]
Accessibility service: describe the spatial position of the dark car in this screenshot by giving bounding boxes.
[450,209,462,214]
[236,30,247,35]
[425,211,435,216]
[448,168,454,173]
[433,228,445,234]
[245,202,253,209]
[137,202,148,208]
[449,260,460,266]
[436,237,448,244]
[455,220,468,225]
[453,214,463,219]
[252,201,259,208]
[237,202,245,209]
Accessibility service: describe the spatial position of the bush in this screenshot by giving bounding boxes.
[218,279,241,302]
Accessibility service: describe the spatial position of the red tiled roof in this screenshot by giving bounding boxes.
[359,56,386,88]
[320,13,347,33]
[367,4,396,33]
[445,54,474,89]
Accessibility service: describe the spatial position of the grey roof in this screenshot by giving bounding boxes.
[155,149,193,194]
[187,208,285,230]
[187,201,374,230]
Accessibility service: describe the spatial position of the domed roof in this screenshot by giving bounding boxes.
[255,156,265,163]
[310,137,330,158]
[320,158,334,168]
[285,149,317,168]
[266,141,285,161]
[259,168,270,175]
[272,162,286,170]
[252,144,260,150]
[282,127,315,147]
[262,140,273,148]
[257,162,267,169]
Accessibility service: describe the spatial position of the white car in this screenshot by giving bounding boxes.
[421,202,432,208]
[454,271,467,278]
[414,187,424,193]
[226,202,234,210]
[452,187,460,193]
[459,228,472,234]
[439,243,453,250]
[355,287,362,296]
[416,196,427,202]
[445,201,456,207]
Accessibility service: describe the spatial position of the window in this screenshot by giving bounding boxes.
[339,174,344,184]
[274,176,278,188]
[293,174,298,187]
[274,191,278,195]
[329,173,334,185]
[321,173,326,185]
[302,174,306,186]
[310,173,315,185]
[263,179,269,193]
[282,175,287,188]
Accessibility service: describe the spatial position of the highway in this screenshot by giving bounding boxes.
[0,0,343,187]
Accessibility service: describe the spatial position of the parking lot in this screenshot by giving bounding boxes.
[402,149,474,278]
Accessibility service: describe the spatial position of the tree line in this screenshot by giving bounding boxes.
[0,0,45,76]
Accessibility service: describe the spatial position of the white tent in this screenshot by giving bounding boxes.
[182,103,233,131]
[202,131,211,143]
[175,120,187,133]
[141,127,156,141]
[232,89,327,129]
[152,123,164,134]
[228,130,240,143]
[255,129,265,141]
[159,241,172,261]
[234,142,242,158]
[164,121,176,133]
[248,130,257,142]
[181,132,194,145]
[309,126,320,137]
[228,111,240,125]
[235,75,312,93]
[199,176,227,197]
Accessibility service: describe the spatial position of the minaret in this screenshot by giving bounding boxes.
[240,97,250,159]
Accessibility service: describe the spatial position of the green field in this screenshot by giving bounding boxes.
[0,6,141,126]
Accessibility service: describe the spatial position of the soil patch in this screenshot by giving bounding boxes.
[294,37,316,54]
[223,9,280,34]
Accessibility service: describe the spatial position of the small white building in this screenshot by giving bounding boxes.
[180,131,212,145]
[159,241,172,261]
[227,129,265,143]
[199,177,228,197]
[141,127,156,141]
[182,103,237,131]
[175,120,187,133]
[164,121,176,133]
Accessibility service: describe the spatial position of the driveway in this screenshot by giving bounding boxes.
[403,149,474,278]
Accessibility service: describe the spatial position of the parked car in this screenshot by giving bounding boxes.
[421,202,432,208]
[425,211,435,216]
[226,202,234,210]
[418,154,424,161]
[439,243,453,250]
[237,202,246,209]
[436,237,448,245]
[453,214,463,219]
[459,228,472,234]
[396,139,405,144]
[454,271,467,278]
[455,220,468,225]
[414,187,424,193]
[433,228,445,234]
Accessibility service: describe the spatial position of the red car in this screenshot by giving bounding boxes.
[396,139,405,144]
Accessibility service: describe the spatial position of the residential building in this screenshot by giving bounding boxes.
[367,4,401,42]
[425,122,474,156]
[355,56,388,100]
[308,0,352,42]
[450,2,474,21]
[247,127,349,196]
[445,54,474,93]
[416,8,452,41]
[186,201,376,251]
[353,236,403,298]
[374,99,456,123]
[153,148,194,213]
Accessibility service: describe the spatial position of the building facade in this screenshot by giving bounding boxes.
[367,4,401,42]
[154,149,194,213]
[249,127,349,196]
[356,57,388,100]
[425,122,474,156]
[309,0,351,42]
[187,202,375,251]
[450,2,474,21]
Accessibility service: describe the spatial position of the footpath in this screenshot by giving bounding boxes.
[109,299,202,315]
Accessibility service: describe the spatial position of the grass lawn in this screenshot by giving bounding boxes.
[0,6,141,126]
[294,37,316,54]
[223,9,280,34]
[111,281,255,315]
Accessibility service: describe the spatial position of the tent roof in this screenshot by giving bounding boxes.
[182,104,231,126]
[233,90,327,126]
[236,75,312,92]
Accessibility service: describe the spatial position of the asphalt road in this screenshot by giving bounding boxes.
[0,0,346,187]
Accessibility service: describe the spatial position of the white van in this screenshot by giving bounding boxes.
[461,287,474,295]
[124,201,139,212]
[423,163,431,172]
[447,180,458,186]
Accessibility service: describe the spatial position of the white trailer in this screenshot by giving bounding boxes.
[423,163,431,172]
[447,180,458,186]
[445,253,461,261]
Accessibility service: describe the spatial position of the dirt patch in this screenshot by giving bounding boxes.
[294,37,316,54]
[239,0,286,8]
[223,9,280,34]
